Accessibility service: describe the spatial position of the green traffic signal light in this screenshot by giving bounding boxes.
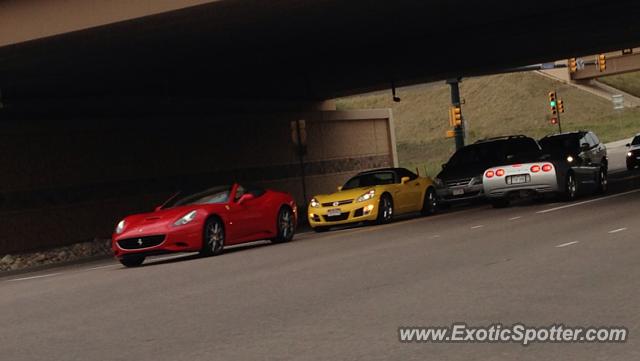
[550,101,556,107]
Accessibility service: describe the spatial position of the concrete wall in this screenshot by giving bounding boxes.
[0,109,395,254]
[0,0,218,46]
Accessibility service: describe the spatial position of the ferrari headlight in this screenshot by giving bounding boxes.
[310,198,320,208]
[356,189,376,203]
[173,210,197,226]
[115,220,125,234]
[567,155,574,163]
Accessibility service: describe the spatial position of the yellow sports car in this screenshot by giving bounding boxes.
[308,167,438,232]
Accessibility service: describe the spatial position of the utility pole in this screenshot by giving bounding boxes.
[446,78,464,150]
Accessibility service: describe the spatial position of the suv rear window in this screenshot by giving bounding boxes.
[539,134,580,154]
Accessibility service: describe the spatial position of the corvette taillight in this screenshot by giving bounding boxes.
[542,164,553,172]
[530,165,541,173]
[496,169,505,177]
[485,170,495,178]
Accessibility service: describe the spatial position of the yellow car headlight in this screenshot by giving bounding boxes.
[310,198,321,208]
[356,189,375,203]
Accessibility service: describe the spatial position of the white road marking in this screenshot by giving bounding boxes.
[608,228,628,234]
[7,273,61,282]
[86,264,118,271]
[556,241,579,248]
[150,254,192,262]
[537,189,640,214]
[471,225,484,229]
[509,216,522,221]
[429,235,441,239]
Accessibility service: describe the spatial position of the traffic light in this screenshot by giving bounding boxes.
[449,106,462,127]
[598,54,606,72]
[548,91,557,115]
[550,117,558,125]
[568,58,577,73]
[558,99,565,113]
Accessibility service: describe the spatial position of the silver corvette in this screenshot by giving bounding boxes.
[483,162,560,207]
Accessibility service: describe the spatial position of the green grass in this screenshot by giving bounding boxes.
[599,72,640,97]
[336,72,640,177]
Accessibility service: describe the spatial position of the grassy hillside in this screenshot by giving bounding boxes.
[336,72,640,176]
[599,71,640,97]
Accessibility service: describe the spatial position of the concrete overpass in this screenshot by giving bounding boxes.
[2,0,640,104]
[1,0,640,254]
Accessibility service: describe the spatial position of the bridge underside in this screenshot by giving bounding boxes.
[1,0,640,109]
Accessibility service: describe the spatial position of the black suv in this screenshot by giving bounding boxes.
[434,135,543,204]
[626,134,640,170]
[538,130,608,198]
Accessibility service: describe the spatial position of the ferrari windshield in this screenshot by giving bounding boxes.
[342,172,396,190]
[162,185,232,208]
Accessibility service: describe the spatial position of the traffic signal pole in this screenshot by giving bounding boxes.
[447,79,464,150]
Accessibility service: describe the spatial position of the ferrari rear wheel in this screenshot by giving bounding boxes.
[376,194,393,224]
[272,207,295,243]
[421,187,438,216]
[119,255,145,268]
[201,217,225,256]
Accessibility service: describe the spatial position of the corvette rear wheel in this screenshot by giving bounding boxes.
[272,207,295,243]
[119,255,145,268]
[376,194,393,224]
[201,217,224,256]
[421,188,438,216]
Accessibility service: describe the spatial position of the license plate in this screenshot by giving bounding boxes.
[327,208,342,217]
[452,188,464,196]
[509,175,529,184]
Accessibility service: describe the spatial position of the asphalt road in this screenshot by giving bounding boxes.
[3,148,640,360]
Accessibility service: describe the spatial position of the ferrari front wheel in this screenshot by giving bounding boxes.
[119,255,145,268]
[272,207,295,243]
[201,217,225,256]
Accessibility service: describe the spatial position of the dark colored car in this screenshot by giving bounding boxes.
[434,135,544,204]
[538,131,608,200]
[626,134,640,170]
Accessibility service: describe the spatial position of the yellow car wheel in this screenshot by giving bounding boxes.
[376,194,393,224]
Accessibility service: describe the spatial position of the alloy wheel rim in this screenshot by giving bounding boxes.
[280,210,293,239]
[383,198,393,220]
[208,222,223,251]
[429,190,437,209]
[568,176,576,198]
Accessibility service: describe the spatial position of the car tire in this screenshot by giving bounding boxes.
[490,198,509,208]
[561,172,578,201]
[596,167,608,194]
[119,255,145,268]
[313,226,330,233]
[421,187,438,216]
[200,217,225,256]
[376,194,394,224]
[272,206,295,243]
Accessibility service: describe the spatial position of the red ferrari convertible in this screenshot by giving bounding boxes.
[112,183,297,267]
